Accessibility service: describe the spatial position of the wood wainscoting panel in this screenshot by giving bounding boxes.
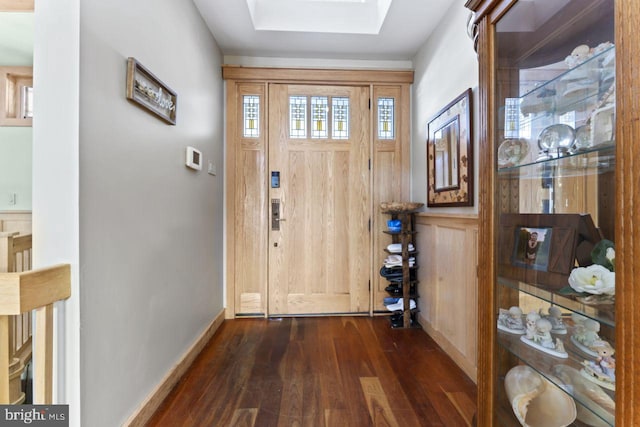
[0,212,32,235]
[415,214,478,382]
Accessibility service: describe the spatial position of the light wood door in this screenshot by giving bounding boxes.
[267,84,370,315]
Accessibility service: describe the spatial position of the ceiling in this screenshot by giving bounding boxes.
[193,0,459,61]
[0,1,460,64]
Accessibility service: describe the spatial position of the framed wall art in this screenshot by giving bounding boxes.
[427,88,473,207]
[126,57,177,125]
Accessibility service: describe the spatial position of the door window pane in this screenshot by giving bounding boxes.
[290,96,307,138]
[243,95,260,138]
[332,97,349,139]
[378,97,394,139]
[311,96,328,138]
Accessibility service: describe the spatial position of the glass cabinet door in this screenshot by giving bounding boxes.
[493,0,616,425]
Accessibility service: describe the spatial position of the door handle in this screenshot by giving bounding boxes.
[272,199,285,230]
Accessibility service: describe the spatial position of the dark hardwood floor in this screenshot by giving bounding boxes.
[147,316,477,427]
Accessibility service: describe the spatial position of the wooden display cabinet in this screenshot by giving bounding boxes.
[466,0,640,425]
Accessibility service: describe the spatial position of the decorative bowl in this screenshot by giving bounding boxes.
[498,138,530,168]
[538,124,575,156]
[380,201,424,213]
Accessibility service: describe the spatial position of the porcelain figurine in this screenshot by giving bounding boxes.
[525,311,540,340]
[497,306,526,334]
[581,340,616,391]
[564,44,589,67]
[535,318,555,348]
[571,313,609,358]
[521,312,568,358]
[540,306,567,334]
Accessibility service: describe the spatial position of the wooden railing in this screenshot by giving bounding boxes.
[1,231,33,369]
[0,264,70,404]
[1,231,33,404]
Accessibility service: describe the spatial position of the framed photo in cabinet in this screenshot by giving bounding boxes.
[498,213,603,288]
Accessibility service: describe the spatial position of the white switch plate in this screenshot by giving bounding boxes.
[208,161,216,176]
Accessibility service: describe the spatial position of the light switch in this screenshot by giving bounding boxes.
[208,161,216,176]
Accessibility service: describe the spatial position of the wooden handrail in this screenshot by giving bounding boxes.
[0,264,71,404]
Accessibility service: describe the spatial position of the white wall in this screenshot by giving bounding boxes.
[77,0,224,425]
[0,12,33,211]
[35,0,224,425]
[411,2,479,213]
[33,0,80,423]
[0,127,31,210]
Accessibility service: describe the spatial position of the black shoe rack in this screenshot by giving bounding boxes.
[380,204,422,328]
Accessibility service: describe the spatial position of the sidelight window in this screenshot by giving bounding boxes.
[377,97,394,139]
[243,95,260,137]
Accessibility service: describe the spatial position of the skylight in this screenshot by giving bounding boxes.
[246,0,393,35]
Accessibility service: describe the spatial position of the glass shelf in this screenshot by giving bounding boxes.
[497,144,615,176]
[521,45,614,101]
[498,45,615,120]
[498,276,615,328]
[502,89,607,132]
[497,330,615,426]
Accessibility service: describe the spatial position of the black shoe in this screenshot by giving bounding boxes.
[390,313,413,328]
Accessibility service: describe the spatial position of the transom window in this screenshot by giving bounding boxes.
[311,96,328,138]
[289,96,307,138]
[289,95,350,139]
[332,97,349,140]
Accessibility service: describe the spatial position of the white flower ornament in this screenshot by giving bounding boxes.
[568,264,615,295]
[606,247,615,269]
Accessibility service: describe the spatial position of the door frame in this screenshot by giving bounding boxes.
[223,66,414,319]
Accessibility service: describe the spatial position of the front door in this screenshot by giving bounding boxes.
[267,84,371,315]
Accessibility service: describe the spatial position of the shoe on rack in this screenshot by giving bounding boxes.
[385,288,402,297]
[390,313,414,328]
[385,299,416,312]
[387,243,415,253]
